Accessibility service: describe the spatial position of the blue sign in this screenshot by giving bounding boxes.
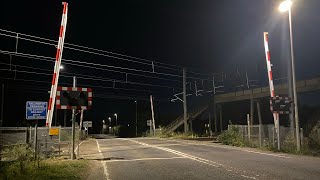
[26,101,48,120]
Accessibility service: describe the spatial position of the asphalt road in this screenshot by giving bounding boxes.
[94,137,320,180]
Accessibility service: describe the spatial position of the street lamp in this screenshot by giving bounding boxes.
[279,0,301,151]
[102,120,105,134]
[114,113,118,126]
[108,117,112,134]
[135,100,138,137]
[114,114,118,136]
[279,0,292,12]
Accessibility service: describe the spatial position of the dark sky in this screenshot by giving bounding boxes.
[1,0,320,75]
[1,0,320,131]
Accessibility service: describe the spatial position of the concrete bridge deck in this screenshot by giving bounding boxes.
[214,77,320,103]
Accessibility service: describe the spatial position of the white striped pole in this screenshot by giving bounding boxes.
[263,32,280,150]
[46,2,68,128]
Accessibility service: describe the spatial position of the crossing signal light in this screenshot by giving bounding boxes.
[270,96,292,114]
[56,87,92,110]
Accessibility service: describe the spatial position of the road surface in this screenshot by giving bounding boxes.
[89,137,320,180]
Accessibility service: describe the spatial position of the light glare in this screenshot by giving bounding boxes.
[279,0,292,12]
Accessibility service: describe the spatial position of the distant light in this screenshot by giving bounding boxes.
[279,0,292,12]
[114,113,117,117]
[128,124,130,127]
[108,117,111,120]
[59,65,64,70]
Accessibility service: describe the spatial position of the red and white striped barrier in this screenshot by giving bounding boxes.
[56,86,92,110]
[263,32,280,133]
[46,2,68,128]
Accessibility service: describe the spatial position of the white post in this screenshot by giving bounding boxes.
[247,114,251,142]
[150,95,156,136]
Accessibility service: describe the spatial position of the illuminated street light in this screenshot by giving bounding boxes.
[279,0,292,12]
[114,113,118,126]
[279,0,301,151]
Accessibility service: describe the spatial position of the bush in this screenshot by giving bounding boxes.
[1,144,34,173]
[218,126,245,147]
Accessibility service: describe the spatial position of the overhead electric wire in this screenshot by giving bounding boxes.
[0,29,181,72]
[0,28,216,76]
[0,50,212,82]
[0,50,211,81]
[4,78,168,101]
[0,64,172,94]
[0,66,180,90]
[6,87,163,101]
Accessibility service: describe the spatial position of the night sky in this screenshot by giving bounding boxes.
[1,0,320,134]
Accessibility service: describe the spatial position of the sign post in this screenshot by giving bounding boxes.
[26,101,47,160]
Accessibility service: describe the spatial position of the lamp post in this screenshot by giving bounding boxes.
[102,120,105,134]
[135,100,138,137]
[108,117,112,134]
[114,113,118,126]
[279,0,300,151]
[114,113,118,136]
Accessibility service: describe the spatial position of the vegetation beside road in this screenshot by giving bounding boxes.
[0,144,89,179]
[217,126,320,156]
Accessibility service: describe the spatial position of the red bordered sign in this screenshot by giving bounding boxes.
[56,86,92,110]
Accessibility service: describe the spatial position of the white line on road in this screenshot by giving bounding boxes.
[96,139,110,180]
[123,139,256,180]
[74,140,85,154]
[161,138,292,159]
[105,157,187,163]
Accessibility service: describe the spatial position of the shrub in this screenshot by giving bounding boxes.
[1,144,34,173]
[218,126,245,147]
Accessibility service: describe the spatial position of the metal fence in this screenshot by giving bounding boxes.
[1,126,88,157]
[0,127,29,145]
[228,124,303,149]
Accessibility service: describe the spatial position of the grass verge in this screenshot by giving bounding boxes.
[0,158,89,180]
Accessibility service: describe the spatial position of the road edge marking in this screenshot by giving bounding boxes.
[96,139,110,180]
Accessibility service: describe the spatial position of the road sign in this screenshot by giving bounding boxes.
[49,128,59,136]
[83,121,92,128]
[270,96,292,114]
[147,120,152,126]
[26,101,47,120]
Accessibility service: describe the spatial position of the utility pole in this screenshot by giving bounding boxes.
[0,83,4,127]
[71,76,76,160]
[150,95,156,136]
[183,68,188,133]
[135,100,138,137]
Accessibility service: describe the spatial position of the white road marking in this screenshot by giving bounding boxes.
[106,157,187,163]
[74,140,85,154]
[241,175,257,179]
[96,139,110,180]
[242,150,291,159]
[160,138,292,159]
[123,139,257,179]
